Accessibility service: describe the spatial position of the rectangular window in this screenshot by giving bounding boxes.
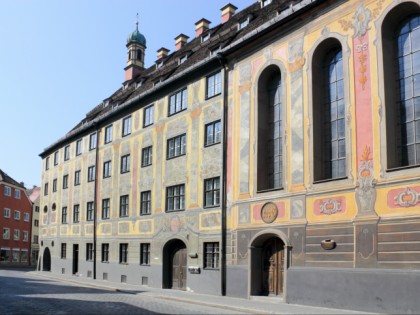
[167,134,186,159]
[102,198,110,220]
[35,206,39,212]
[64,145,70,161]
[86,202,94,221]
[14,210,20,220]
[61,207,67,223]
[101,243,109,262]
[21,250,28,263]
[4,186,11,196]
[12,249,20,262]
[89,132,97,150]
[74,170,81,186]
[119,243,128,264]
[54,151,59,165]
[4,208,10,218]
[239,18,249,30]
[45,157,50,170]
[86,243,93,261]
[205,120,222,146]
[73,204,80,223]
[168,88,188,116]
[61,243,66,259]
[140,191,151,215]
[166,184,185,212]
[103,160,111,178]
[119,195,129,217]
[140,243,150,265]
[206,72,222,99]
[76,139,82,156]
[34,219,39,227]
[104,125,113,144]
[63,174,69,189]
[13,229,20,241]
[141,146,153,167]
[204,177,220,207]
[3,228,10,240]
[24,212,30,222]
[88,166,96,182]
[143,104,154,127]
[44,183,48,195]
[204,242,219,269]
[121,154,130,173]
[122,116,132,137]
[34,235,39,244]
[52,179,57,192]
[23,231,28,242]
[0,248,10,262]
[14,189,21,199]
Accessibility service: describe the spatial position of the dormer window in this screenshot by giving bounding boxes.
[210,46,221,56]
[136,80,143,89]
[179,55,188,65]
[154,79,162,87]
[238,18,250,30]
[112,103,119,110]
[103,100,110,108]
[156,61,163,69]
[123,83,128,90]
[261,0,272,7]
[202,33,210,43]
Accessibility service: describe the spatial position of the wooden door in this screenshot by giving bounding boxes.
[171,246,187,290]
[262,238,284,296]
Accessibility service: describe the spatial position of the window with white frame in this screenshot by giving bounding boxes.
[13,229,20,241]
[24,212,29,222]
[23,231,28,242]
[4,186,11,196]
[12,249,19,262]
[205,120,222,146]
[14,189,21,199]
[3,228,10,240]
[122,116,132,137]
[206,72,222,99]
[167,134,186,159]
[204,242,220,269]
[168,88,187,116]
[14,210,20,220]
[143,104,154,127]
[76,139,82,156]
[4,208,10,218]
[204,177,221,207]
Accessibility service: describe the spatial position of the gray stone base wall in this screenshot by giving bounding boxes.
[286,266,420,314]
[226,265,248,298]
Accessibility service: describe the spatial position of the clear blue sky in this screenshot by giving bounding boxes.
[0,0,252,188]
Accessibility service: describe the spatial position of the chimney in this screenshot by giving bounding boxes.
[157,47,170,60]
[175,34,189,51]
[195,18,211,37]
[221,3,238,23]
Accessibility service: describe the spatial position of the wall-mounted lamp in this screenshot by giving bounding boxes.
[321,239,336,250]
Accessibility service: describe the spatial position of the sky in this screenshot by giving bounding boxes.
[0,0,253,188]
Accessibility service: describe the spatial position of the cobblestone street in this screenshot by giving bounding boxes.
[0,269,376,314]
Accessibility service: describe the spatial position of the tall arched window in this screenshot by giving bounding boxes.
[382,3,420,170]
[395,16,420,167]
[257,66,283,191]
[313,39,345,181]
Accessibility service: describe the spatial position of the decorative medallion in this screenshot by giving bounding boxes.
[394,187,420,208]
[261,202,278,224]
[319,199,342,215]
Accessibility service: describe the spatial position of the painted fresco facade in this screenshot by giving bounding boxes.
[39,0,420,312]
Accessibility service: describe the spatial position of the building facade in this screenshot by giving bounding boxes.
[0,169,32,266]
[27,186,40,266]
[39,0,420,312]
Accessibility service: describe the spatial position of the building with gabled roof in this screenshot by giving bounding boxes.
[39,0,420,313]
[0,169,33,266]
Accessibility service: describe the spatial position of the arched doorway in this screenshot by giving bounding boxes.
[162,239,187,290]
[42,247,51,271]
[250,233,287,297]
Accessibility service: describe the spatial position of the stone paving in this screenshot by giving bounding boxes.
[0,269,379,314]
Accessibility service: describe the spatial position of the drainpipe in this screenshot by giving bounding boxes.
[93,124,100,280]
[217,52,228,296]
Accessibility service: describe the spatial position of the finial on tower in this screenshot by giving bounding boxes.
[136,13,139,31]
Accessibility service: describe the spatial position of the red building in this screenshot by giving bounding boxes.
[0,169,32,265]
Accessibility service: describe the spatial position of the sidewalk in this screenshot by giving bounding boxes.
[28,271,378,315]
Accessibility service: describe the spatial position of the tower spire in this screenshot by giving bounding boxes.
[136,13,139,31]
[125,13,146,82]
